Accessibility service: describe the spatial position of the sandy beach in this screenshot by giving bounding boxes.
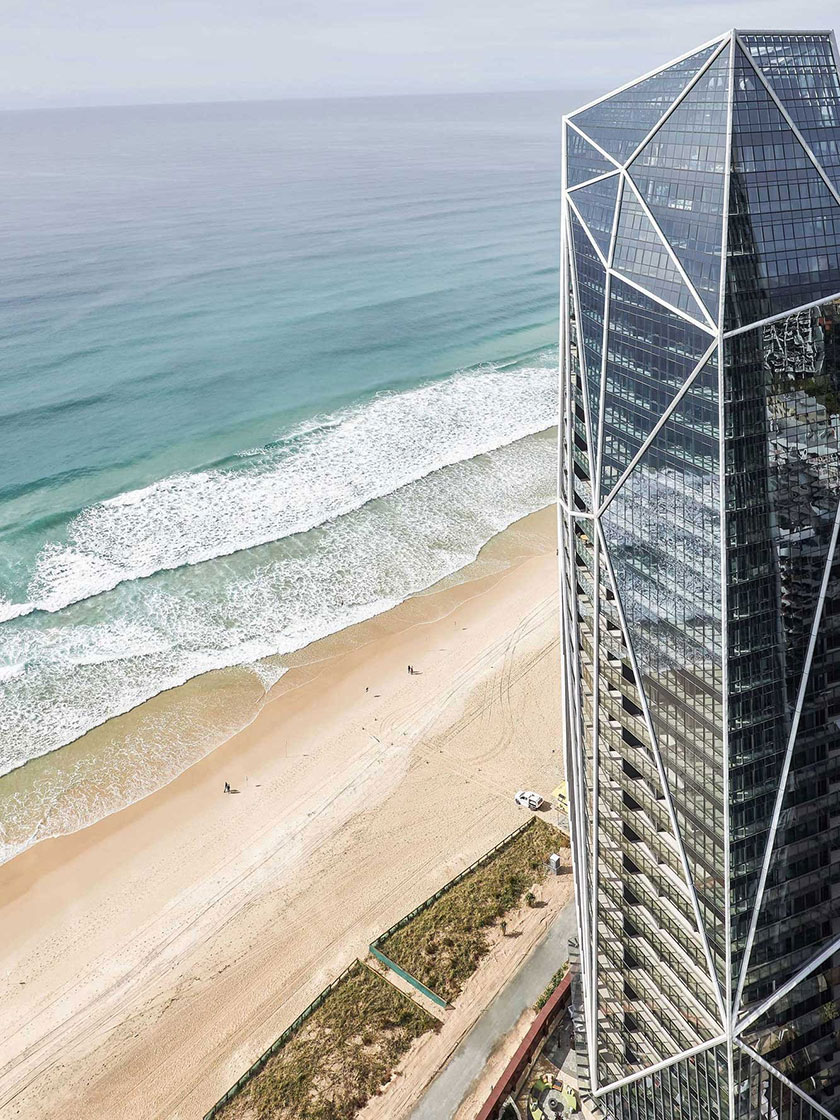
[0,505,562,1120]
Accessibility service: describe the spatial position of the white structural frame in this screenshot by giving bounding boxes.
[560,26,840,1119]
[562,130,599,1079]
[718,36,737,1114]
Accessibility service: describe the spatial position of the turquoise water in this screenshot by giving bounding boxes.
[0,92,564,802]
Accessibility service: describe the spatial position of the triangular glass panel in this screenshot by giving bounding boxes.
[601,355,726,978]
[570,212,607,469]
[569,172,620,261]
[600,275,714,495]
[741,32,840,193]
[733,1045,829,1120]
[630,44,730,320]
[726,45,840,330]
[566,251,594,514]
[738,948,840,1113]
[566,125,616,188]
[571,43,721,163]
[724,303,840,991]
[613,179,709,320]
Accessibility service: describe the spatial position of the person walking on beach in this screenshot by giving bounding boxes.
[224,781,230,793]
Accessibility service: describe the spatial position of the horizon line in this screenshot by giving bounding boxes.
[0,83,599,116]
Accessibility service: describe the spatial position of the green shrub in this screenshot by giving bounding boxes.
[534,962,569,1011]
[222,962,438,1120]
[381,819,560,1002]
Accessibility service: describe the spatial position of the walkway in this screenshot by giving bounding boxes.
[409,896,578,1120]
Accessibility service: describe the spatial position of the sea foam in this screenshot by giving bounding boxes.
[0,364,557,778]
[3,357,557,622]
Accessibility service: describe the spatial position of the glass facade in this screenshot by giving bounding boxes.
[612,179,707,320]
[567,125,619,189]
[562,29,840,1120]
[601,276,713,492]
[741,33,840,192]
[570,213,608,462]
[727,46,840,330]
[570,171,621,260]
[573,45,720,163]
[629,48,730,318]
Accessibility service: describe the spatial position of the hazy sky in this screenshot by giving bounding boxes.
[2,0,835,110]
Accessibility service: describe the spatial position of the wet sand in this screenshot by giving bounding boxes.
[0,505,562,1119]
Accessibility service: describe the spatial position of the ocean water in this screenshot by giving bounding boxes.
[0,92,565,856]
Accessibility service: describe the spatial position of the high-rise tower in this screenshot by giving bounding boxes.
[560,29,840,1119]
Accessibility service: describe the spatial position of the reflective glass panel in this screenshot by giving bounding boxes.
[601,275,713,494]
[741,33,840,193]
[739,949,840,1111]
[601,1044,729,1120]
[630,45,729,319]
[570,212,607,465]
[572,44,720,163]
[570,172,620,261]
[726,45,840,330]
[726,302,840,1102]
[567,244,593,514]
[594,540,723,1083]
[613,180,708,320]
[732,1047,829,1120]
[567,125,617,188]
[602,354,725,973]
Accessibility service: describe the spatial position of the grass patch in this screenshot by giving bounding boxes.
[223,961,438,1120]
[380,818,563,1003]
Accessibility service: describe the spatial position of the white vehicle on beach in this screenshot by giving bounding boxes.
[514,790,543,810]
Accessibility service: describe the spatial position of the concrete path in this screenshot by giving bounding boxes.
[409,895,578,1120]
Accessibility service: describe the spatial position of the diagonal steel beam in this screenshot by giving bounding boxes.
[565,119,623,172]
[608,262,717,340]
[606,265,715,336]
[621,170,716,330]
[567,192,609,271]
[566,199,600,489]
[733,498,840,1017]
[735,1040,838,1120]
[622,37,730,171]
[597,337,718,515]
[592,177,623,504]
[567,32,730,131]
[734,34,840,211]
[724,288,840,338]
[592,1034,727,1098]
[736,930,840,1038]
[568,169,621,195]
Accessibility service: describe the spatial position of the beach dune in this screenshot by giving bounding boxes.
[0,506,561,1120]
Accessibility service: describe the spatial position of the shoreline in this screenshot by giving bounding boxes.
[0,503,562,1120]
[0,494,556,865]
